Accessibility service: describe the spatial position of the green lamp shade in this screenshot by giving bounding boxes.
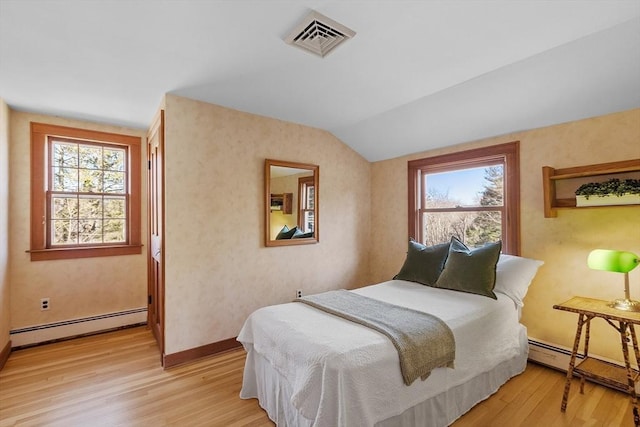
[587,249,639,273]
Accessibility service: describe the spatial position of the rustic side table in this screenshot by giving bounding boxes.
[553,296,640,418]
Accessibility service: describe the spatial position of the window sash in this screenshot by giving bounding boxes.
[419,209,505,248]
[298,176,315,232]
[422,164,504,209]
[46,137,130,248]
[46,191,129,247]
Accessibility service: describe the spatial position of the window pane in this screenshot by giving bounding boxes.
[79,197,102,219]
[425,165,504,208]
[422,210,502,248]
[103,147,125,171]
[79,220,102,243]
[103,171,125,193]
[104,219,126,242]
[79,145,102,169]
[52,167,78,192]
[52,220,78,245]
[52,196,78,220]
[307,186,315,209]
[104,197,125,219]
[52,141,78,168]
[304,211,314,232]
[79,169,103,192]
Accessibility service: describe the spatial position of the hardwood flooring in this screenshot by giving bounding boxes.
[0,326,634,426]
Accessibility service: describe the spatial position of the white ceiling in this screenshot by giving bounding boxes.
[1,1,639,162]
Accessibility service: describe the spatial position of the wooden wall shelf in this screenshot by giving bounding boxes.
[542,159,640,218]
[270,193,292,214]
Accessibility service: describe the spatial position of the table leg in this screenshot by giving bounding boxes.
[562,313,585,412]
[630,323,640,374]
[580,319,591,394]
[629,324,640,427]
[620,322,639,420]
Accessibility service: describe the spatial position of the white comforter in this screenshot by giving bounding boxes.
[238,280,526,426]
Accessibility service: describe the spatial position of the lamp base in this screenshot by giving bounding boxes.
[609,298,640,312]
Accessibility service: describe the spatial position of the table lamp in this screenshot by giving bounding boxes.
[588,249,640,311]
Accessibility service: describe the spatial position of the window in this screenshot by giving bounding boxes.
[408,142,520,254]
[30,123,142,261]
[298,176,315,233]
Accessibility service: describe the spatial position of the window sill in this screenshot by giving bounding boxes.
[28,244,143,261]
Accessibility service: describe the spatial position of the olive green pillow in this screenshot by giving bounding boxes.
[393,239,450,286]
[435,237,502,299]
[293,231,314,239]
[276,225,302,239]
[275,225,290,240]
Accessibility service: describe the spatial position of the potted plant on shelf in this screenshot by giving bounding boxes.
[575,178,640,207]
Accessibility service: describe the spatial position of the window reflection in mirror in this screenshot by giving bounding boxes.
[265,159,319,247]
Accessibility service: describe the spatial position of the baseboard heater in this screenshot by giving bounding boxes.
[528,338,640,394]
[528,338,582,371]
[10,307,147,348]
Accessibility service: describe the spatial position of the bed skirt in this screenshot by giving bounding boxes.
[240,327,528,427]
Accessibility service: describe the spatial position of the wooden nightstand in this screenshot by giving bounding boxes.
[553,296,640,418]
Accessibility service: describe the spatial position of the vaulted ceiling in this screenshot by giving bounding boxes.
[1,1,639,161]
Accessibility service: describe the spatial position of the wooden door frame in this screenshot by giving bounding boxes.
[147,109,165,362]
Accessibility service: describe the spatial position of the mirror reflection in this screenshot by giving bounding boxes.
[265,159,319,246]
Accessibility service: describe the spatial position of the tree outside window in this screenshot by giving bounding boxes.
[422,165,503,248]
[49,139,128,246]
[408,142,520,254]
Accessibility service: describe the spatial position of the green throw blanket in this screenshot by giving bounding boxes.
[296,290,455,386]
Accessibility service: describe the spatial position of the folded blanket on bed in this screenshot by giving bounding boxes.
[296,290,455,385]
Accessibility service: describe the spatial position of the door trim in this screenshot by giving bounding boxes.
[147,109,166,362]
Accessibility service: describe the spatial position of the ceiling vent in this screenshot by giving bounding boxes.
[285,10,356,58]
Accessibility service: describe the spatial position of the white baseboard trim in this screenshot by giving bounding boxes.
[10,308,147,348]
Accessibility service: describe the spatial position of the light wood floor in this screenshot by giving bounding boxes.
[0,326,634,426]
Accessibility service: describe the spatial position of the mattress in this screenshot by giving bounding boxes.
[238,280,529,426]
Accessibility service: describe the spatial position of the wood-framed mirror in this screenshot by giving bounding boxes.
[265,159,319,247]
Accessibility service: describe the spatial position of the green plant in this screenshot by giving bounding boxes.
[575,178,640,199]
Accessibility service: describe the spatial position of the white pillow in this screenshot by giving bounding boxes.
[494,254,544,308]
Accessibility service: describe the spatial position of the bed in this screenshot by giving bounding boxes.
[238,239,543,426]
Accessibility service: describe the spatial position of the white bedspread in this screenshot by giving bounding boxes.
[238,280,526,426]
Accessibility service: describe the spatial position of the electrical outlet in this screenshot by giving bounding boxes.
[296,289,303,298]
[40,297,50,311]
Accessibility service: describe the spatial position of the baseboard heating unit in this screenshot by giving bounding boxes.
[528,338,582,371]
[528,338,640,394]
[10,307,147,348]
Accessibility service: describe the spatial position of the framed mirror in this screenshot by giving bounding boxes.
[265,159,319,247]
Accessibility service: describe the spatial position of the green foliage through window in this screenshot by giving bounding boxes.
[423,165,504,248]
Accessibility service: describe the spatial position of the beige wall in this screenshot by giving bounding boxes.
[4,93,637,367]
[0,99,10,349]
[163,95,371,354]
[370,108,640,363]
[9,112,148,330]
